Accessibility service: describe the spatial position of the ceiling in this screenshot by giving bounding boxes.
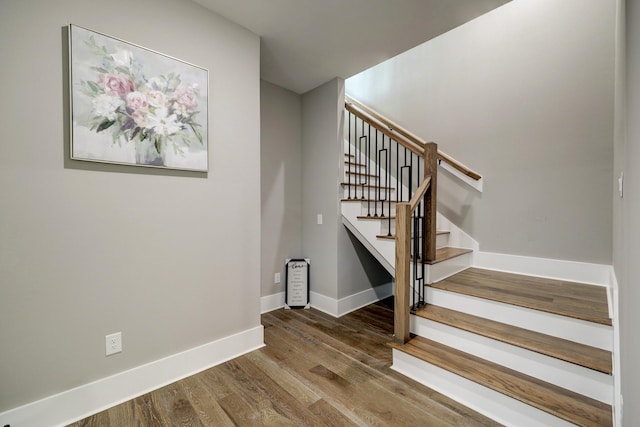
[192,0,511,94]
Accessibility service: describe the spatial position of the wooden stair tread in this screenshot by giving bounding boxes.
[393,337,612,427]
[375,230,450,240]
[342,183,395,191]
[415,304,612,374]
[427,247,473,264]
[345,160,368,167]
[430,268,612,326]
[358,215,397,220]
[345,171,378,178]
[341,198,399,204]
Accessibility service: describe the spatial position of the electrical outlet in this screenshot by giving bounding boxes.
[274,272,281,283]
[105,332,122,356]
[317,214,323,225]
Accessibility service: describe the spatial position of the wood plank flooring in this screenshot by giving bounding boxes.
[68,299,500,427]
[429,267,611,325]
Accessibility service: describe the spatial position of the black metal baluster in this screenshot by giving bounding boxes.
[358,135,367,199]
[347,111,351,200]
[367,128,372,215]
[379,137,388,218]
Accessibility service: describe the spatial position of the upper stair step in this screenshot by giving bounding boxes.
[345,170,378,179]
[393,336,613,427]
[429,268,611,326]
[375,230,449,239]
[342,183,395,191]
[414,304,612,374]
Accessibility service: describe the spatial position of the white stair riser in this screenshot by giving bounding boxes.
[392,350,576,427]
[426,287,613,351]
[411,316,613,404]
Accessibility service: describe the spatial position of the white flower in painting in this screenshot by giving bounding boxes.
[145,77,165,91]
[146,107,181,136]
[146,90,167,107]
[92,94,124,120]
[111,49,133,68]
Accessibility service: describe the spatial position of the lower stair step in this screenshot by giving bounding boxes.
[430,268,612,325]
[393,336,612,427]
[414,305,612,374]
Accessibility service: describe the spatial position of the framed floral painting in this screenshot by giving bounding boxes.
[69,24,208,172]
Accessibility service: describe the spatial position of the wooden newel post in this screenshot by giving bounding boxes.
[424,142,438,263]
[394,203,411,344]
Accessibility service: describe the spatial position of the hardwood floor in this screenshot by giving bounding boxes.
[69,300,500,426]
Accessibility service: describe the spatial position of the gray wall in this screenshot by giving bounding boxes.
[0,0,260,412]
[302,79,342,299]
[622,0,640,423]
[301,78,390,302]
[260,81,303,297]
[346,0,615,264]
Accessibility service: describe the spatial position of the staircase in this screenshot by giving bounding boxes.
[340,97,614,426]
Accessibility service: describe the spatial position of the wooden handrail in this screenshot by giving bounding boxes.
[345,95,482,181]
[408,176,431,212]
[437,151,482,181]
[345,101,424,157]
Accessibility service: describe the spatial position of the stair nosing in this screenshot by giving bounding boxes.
[393,336,612,427]
[341,198,400,204]
[414,304,612,374]
[375,230,450,239]
[342,183,395,191]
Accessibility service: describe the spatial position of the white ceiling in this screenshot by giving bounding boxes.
[193,0,511,94]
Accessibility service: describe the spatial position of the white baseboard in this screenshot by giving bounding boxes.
[474,251,611,287]
[261,292,285,313]
[610,267,622,427]
[337,282,393,316]
[0,326,264,427]
[311,282,393,318]
[310,291,339,316]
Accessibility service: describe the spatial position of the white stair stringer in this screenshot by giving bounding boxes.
[392,349,576,427]
[410,315,613,404]
[426,286,613,351]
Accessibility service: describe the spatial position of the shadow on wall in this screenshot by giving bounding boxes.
[437,166,480,237]
[344,226,392,287]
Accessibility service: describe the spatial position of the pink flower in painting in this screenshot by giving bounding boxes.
[131,110,148,128]
[99,74,135,99]
[126,91,148,111]
[146,90,168,108]
[174,86,198,110]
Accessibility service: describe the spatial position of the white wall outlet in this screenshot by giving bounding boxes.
[317,214,323,225]
[619,171,624,198]
[105,332,122,356]
[274,272,281,283]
